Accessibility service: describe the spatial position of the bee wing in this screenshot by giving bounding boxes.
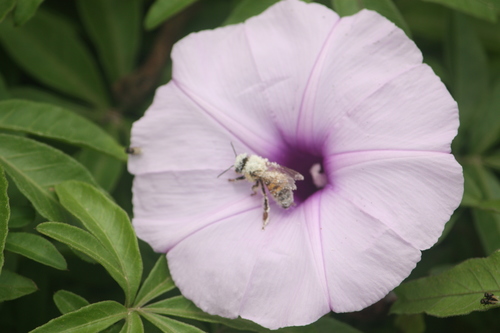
[266,162,304,181]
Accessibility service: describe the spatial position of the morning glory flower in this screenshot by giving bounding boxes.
[128,0,463,329]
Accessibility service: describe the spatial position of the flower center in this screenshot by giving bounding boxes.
[276,150,326,204]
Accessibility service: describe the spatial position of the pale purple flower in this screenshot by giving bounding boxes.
[128,0,463,329]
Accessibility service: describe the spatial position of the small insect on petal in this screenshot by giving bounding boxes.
[226,153,303,229]
[126,147,142,155]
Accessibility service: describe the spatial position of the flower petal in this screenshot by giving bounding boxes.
[326,150,463,250]
[167,202,330,330]
[295,9,427,151]
[132,170,263,252]
[171,0,338,154]
[324,65,458,154]
[318,190,422,312]
[128,83,250,175]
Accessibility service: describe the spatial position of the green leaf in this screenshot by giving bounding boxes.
[36,222,130,299]
[55,181,142,305]
[8,204,35,228]
[5,232,67,270]
[10,86,96,118]
[331,0,362,16]
[0,73,9,100]
[0,166,8,273]
[277,317,362,333]
[139,312,205,333]
[461,168,483,206]
[119,312,143,333]
[391,250,500,317]
[145,296,268,333]
[0,9,109,107]
[484,152,500,170]
[445,12,488,136]
[145,0,199,30]
[393,314,426,333]
[331,0,411,36]
[76,149,124,192]
[76,0,141,83]
[134,256,175,307]
[29,301,127,333]
[0,133,98,222]
[223,0,278,25]
[0,269,37,301]
[466,164,500,255]
[468,81,500,154]
[0,100,127,161]
[0,0,15,23]
[53,290,90,314]
[13,0,45,26]
[473,207,500,255]
[422,0,496,22]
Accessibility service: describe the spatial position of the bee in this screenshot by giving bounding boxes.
[220,150,303,230]
[481,292,499,305]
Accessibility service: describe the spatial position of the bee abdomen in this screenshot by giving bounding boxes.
[269,186,293,209]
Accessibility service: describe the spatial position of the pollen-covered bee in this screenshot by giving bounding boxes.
[480,292,499,305]
[220,152,303,230]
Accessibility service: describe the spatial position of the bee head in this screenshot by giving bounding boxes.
[234,153,248,174]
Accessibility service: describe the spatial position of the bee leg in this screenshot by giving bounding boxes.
[251,181,259,196]
[259,180,270,230]
[228,176,246,182]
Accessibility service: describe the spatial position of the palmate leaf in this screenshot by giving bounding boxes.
[0,9,109,107]
[144,296,269,333]
[134,255,175,307]
[331,0,411,36]
[422,0,497,23]
[5,232,67,270]
[0,134,98,222]
[391,251,500,317]
[53,290,90,314]
[0,100,126,161]
[0,166,8,274]
[0,269,37,302]
[36,222,132,302]
[119,312,143,333]
[145,0,199,30]
[139,312,205,333]
[76,0,141,83]
[55,181,142,306]
[29,301,127,333]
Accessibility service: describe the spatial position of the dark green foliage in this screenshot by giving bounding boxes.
[0,0,499,332]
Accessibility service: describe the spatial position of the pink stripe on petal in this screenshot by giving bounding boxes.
[296,10,424,150]
[128,83,247,175]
